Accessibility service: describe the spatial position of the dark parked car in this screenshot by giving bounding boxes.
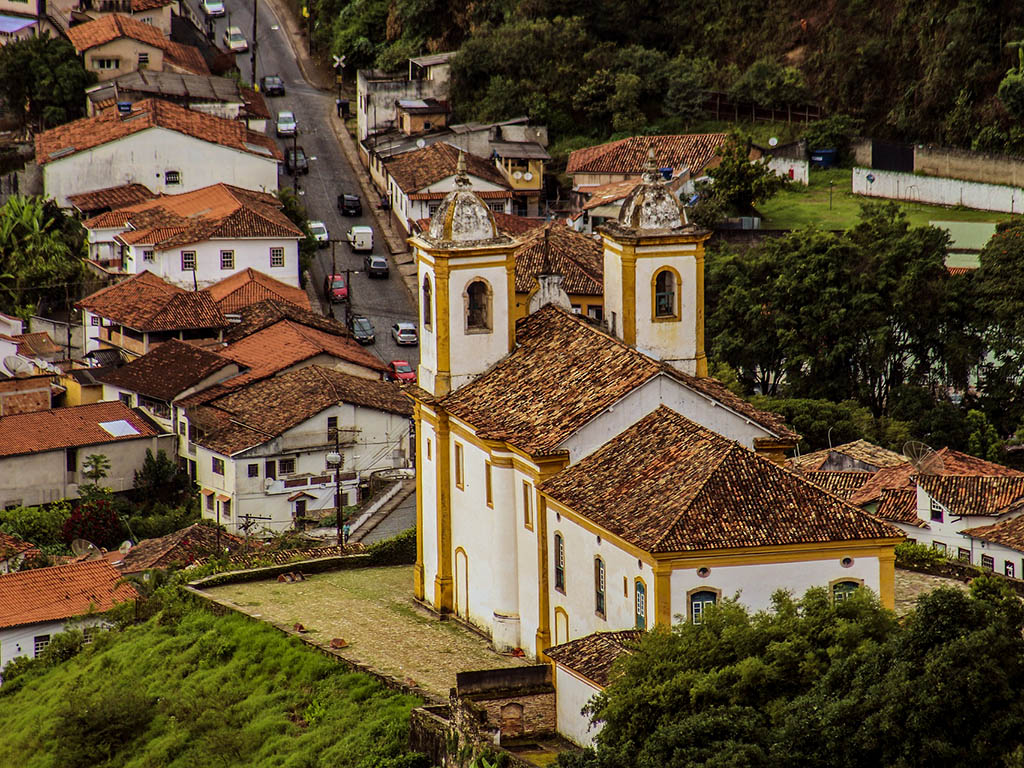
[348,315,375,345]
[364,253,389,279]
[285,146,309,175]
[260,74,285,96]
[338,193,362,216]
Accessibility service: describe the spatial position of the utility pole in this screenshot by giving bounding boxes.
[327,427,345,548]
[292,130,299,194]
[250,0,258,88]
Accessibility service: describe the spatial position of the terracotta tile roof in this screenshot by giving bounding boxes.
[119,523,246,573]
[67,15,208,75]
[0,531,35,560]
[804,470,873,500]
[0,559,138,630]
[131,0,174,10]
[947,266,975,276]
[961,514,1024,553]
[239,86,270,119]
[97,338,234,401]
[439,305,794,457]
[789,440,909,473]
[918,475,1024,517]
[875,489,922,526]
[545,630,642,688]
[221,319,386,381]
[222,299,349,343]
[206,268,310,313]
[77,271,227,332]
[4,332,62,358]
[67,183,157,215]
[0,401,162,458]
[541,407,899,553]
[188,365,411,455]
[36,98,281,165]
[566,134,728,176]
[408,189,511,201]
[513,223,602,296]
[85,183,300,249]
[384,142,509,194]
[581,177,642,211]
[849,448,1024,506]
[492,212,547,236]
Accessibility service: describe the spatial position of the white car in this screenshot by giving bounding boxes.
[202,0,224,16]
[308,220,328,248]
[276,110,297,137]
[222,26,247,52]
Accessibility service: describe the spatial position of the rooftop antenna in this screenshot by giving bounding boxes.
[903,441,944,475]
[71,538,102,560]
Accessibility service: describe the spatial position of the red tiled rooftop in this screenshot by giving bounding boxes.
[0,401,162,458]
[67,183,158,215]
[0,559,138,629]
[513,223,602,296]
[566,134,728,176]
[77,271,227,332]
[384,142,509,193]
[36,98,281,165]
[67,15,208,75]
[206,268,310,313]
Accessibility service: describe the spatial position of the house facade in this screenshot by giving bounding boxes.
[67,14,208,82]
[0,400,174,508]
[74,0,176,35]
[36,99,281,207]
[181,365,411,535]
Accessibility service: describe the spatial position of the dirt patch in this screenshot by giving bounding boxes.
[894,567,968,616]
[203,565,526,698]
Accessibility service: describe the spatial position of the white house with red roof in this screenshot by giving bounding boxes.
[0,560,137,671]
[35,98,282,207]
[0,400,174,509]
[82,183,303,287]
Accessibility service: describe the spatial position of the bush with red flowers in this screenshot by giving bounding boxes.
[61,499,127,550]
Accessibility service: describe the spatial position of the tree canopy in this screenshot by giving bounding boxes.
[566,577,1024,768]
[0,34,94,131]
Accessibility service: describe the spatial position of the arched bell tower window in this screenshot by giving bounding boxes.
[422,276,433,330]
[465,279,492,332]
[653,268,680,320]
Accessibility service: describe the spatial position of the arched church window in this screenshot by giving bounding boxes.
[422,276,433,330]
[466,280,491,331]
[654,269,678,319]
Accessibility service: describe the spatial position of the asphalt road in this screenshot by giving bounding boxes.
[186,0,420,370]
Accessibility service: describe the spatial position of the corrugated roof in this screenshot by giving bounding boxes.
[540,407,899,553]
[0,559,137,630]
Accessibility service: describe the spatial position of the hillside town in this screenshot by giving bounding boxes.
[3,0,1024,764]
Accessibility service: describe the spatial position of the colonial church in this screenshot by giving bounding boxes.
[408,154,902,665]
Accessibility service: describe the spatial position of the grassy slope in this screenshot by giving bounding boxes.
[760,168,1014,230]
[0,606,422,768]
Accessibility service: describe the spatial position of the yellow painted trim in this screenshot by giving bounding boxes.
[454,546,468,618]
[828,576,865,601]
[553,606,569,645]
[545,496,656,563]
[433,412,453,612]
[485,460,494,507]
[506,258,516,351]
[694,244,707,377]
[650,265,682,323]
[522,479,534,530]
[536,491,551,659]
[651,539,904,569]
[461,275,496,334]
[878,552,896,610]
[621,249,636,346]
[685,585,723,623]
[421,274,433,331]
[634,576,649,631]
[653,566,671,626]
[414,402,425,600]
[434,261,451,397]
[454,441,464,490]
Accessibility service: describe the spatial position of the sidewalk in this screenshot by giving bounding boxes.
[260,0,418,302]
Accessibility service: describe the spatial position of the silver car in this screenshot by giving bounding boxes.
[276,110,297,137]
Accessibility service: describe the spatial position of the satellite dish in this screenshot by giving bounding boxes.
[118,540,133,555]
[71,538,101,559]
[768,137,779,147]
[903,441,944,475]
[415,138,426,149]
[2,355,33,377]
[513,170,523,180]
[523,172,533,181]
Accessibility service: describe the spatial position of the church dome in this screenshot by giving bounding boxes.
[427,152,500,244]
[617,149,687,231]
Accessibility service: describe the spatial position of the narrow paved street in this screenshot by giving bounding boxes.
[184,0,419,368]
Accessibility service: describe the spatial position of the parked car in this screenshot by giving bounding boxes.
[285,146,308,175]
[222,26,247,52]
[364,253,389,279]
[202,0,224,16]
[391,322,418,346]
[276,110,296,137]
[260,74,285,96]
[338,193,362,216]
[386,360,416,383]
[346,226,372,252]
[309,220,328,248]
[348,315,375,345]
[323,273,348,303]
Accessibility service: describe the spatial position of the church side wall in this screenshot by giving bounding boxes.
[633,247,698,367]
[419,415,439,601]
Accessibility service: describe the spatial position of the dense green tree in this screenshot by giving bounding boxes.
[0,34,95,130]
[571,577,1024,768]
[729,57,808,106]
[702,137,787,216]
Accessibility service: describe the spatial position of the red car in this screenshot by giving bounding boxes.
[386,360,416,383]
[324,273,348,303]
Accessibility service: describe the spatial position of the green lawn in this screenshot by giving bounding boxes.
[759,168,1016,231]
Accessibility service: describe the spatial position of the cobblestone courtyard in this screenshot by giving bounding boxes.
[203,565,526,698]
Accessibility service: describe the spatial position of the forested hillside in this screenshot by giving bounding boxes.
[318,0,1024,150]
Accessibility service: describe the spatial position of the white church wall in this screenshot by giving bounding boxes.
[554,666,603,747]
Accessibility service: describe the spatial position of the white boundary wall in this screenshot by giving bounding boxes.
[852,167,1024,213]
[769,157,809,186]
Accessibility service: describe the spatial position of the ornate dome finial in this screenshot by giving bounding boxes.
[614,147,686,231]
[642,147,660,183]
[454,151,470,188]
[425,148,507,245]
